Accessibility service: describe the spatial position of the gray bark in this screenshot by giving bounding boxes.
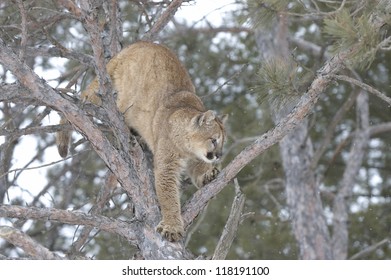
[254,14,333,259]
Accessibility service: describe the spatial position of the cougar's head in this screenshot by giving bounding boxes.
[188,110,228,163]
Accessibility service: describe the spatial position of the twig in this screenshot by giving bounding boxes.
[312,91,358,169]
[264,178,284,210]
[350,238,390,260]
[201,63,249,99]
[184,201,209,247]
[25,45,94,66]
[0,124,70,138]
[69,171,118,256]
[332,74,391,106]
[368,122,391,136]
[0,226,63,259]
[212,179,245,260]
[0,150,89,179]
[142,0,184,41]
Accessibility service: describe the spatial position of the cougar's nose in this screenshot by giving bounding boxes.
[206,152,214,160]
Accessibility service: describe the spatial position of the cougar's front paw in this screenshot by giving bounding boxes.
[202,166,220,186]
[156,220,184,242]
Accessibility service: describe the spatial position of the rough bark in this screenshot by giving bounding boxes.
[0,225,63,260]
[254,14,333,259]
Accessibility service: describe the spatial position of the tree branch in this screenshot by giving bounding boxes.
[212,179,245,260]
[0,37,150,221]
[0,226,63,260]
[350,238,390,260]
[312,91,358,169]
[332,74,391,106]
[68,171,118,256]
[142,0,184,41]
[0,205,139,244]
[183,47,354,228]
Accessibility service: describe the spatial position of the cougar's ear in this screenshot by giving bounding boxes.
[218,114,228,124]
[194,110,216,126]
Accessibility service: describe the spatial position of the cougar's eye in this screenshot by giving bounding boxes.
[211,138,217,147]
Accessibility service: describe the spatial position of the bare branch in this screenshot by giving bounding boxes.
[0,226,63,259]
[368,122,391,136]
[0,205,139,244]
[25,46,94,66]
[143,0,184,41]
[0,124,69,138]
[0,150,89,180]
[332,74,391,106]
[201,63,249,100]
[68,171,118,256]
[0,83,34,103]
[350,238,390,260]
[212,179,245,260]
[312,91,358,168]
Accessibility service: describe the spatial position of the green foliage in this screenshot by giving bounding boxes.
[246,0,296,28]
[323,2,391,69]
[256,58,312,113]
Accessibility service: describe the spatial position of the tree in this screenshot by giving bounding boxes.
[1,0,390,260]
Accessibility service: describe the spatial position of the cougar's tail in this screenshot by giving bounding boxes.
[56,117,71,158]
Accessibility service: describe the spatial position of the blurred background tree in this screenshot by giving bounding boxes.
[0,0,390,259]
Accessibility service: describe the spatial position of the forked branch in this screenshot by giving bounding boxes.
[212,179,245,260]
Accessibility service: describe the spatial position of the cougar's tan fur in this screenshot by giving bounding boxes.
[57,41,227,241]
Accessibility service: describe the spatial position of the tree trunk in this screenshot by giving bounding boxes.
[254,13,333,259]
[280,122,332,259]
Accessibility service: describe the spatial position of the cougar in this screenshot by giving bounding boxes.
[56,41,227,242]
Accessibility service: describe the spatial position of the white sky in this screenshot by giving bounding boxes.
[176,0,238,25]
